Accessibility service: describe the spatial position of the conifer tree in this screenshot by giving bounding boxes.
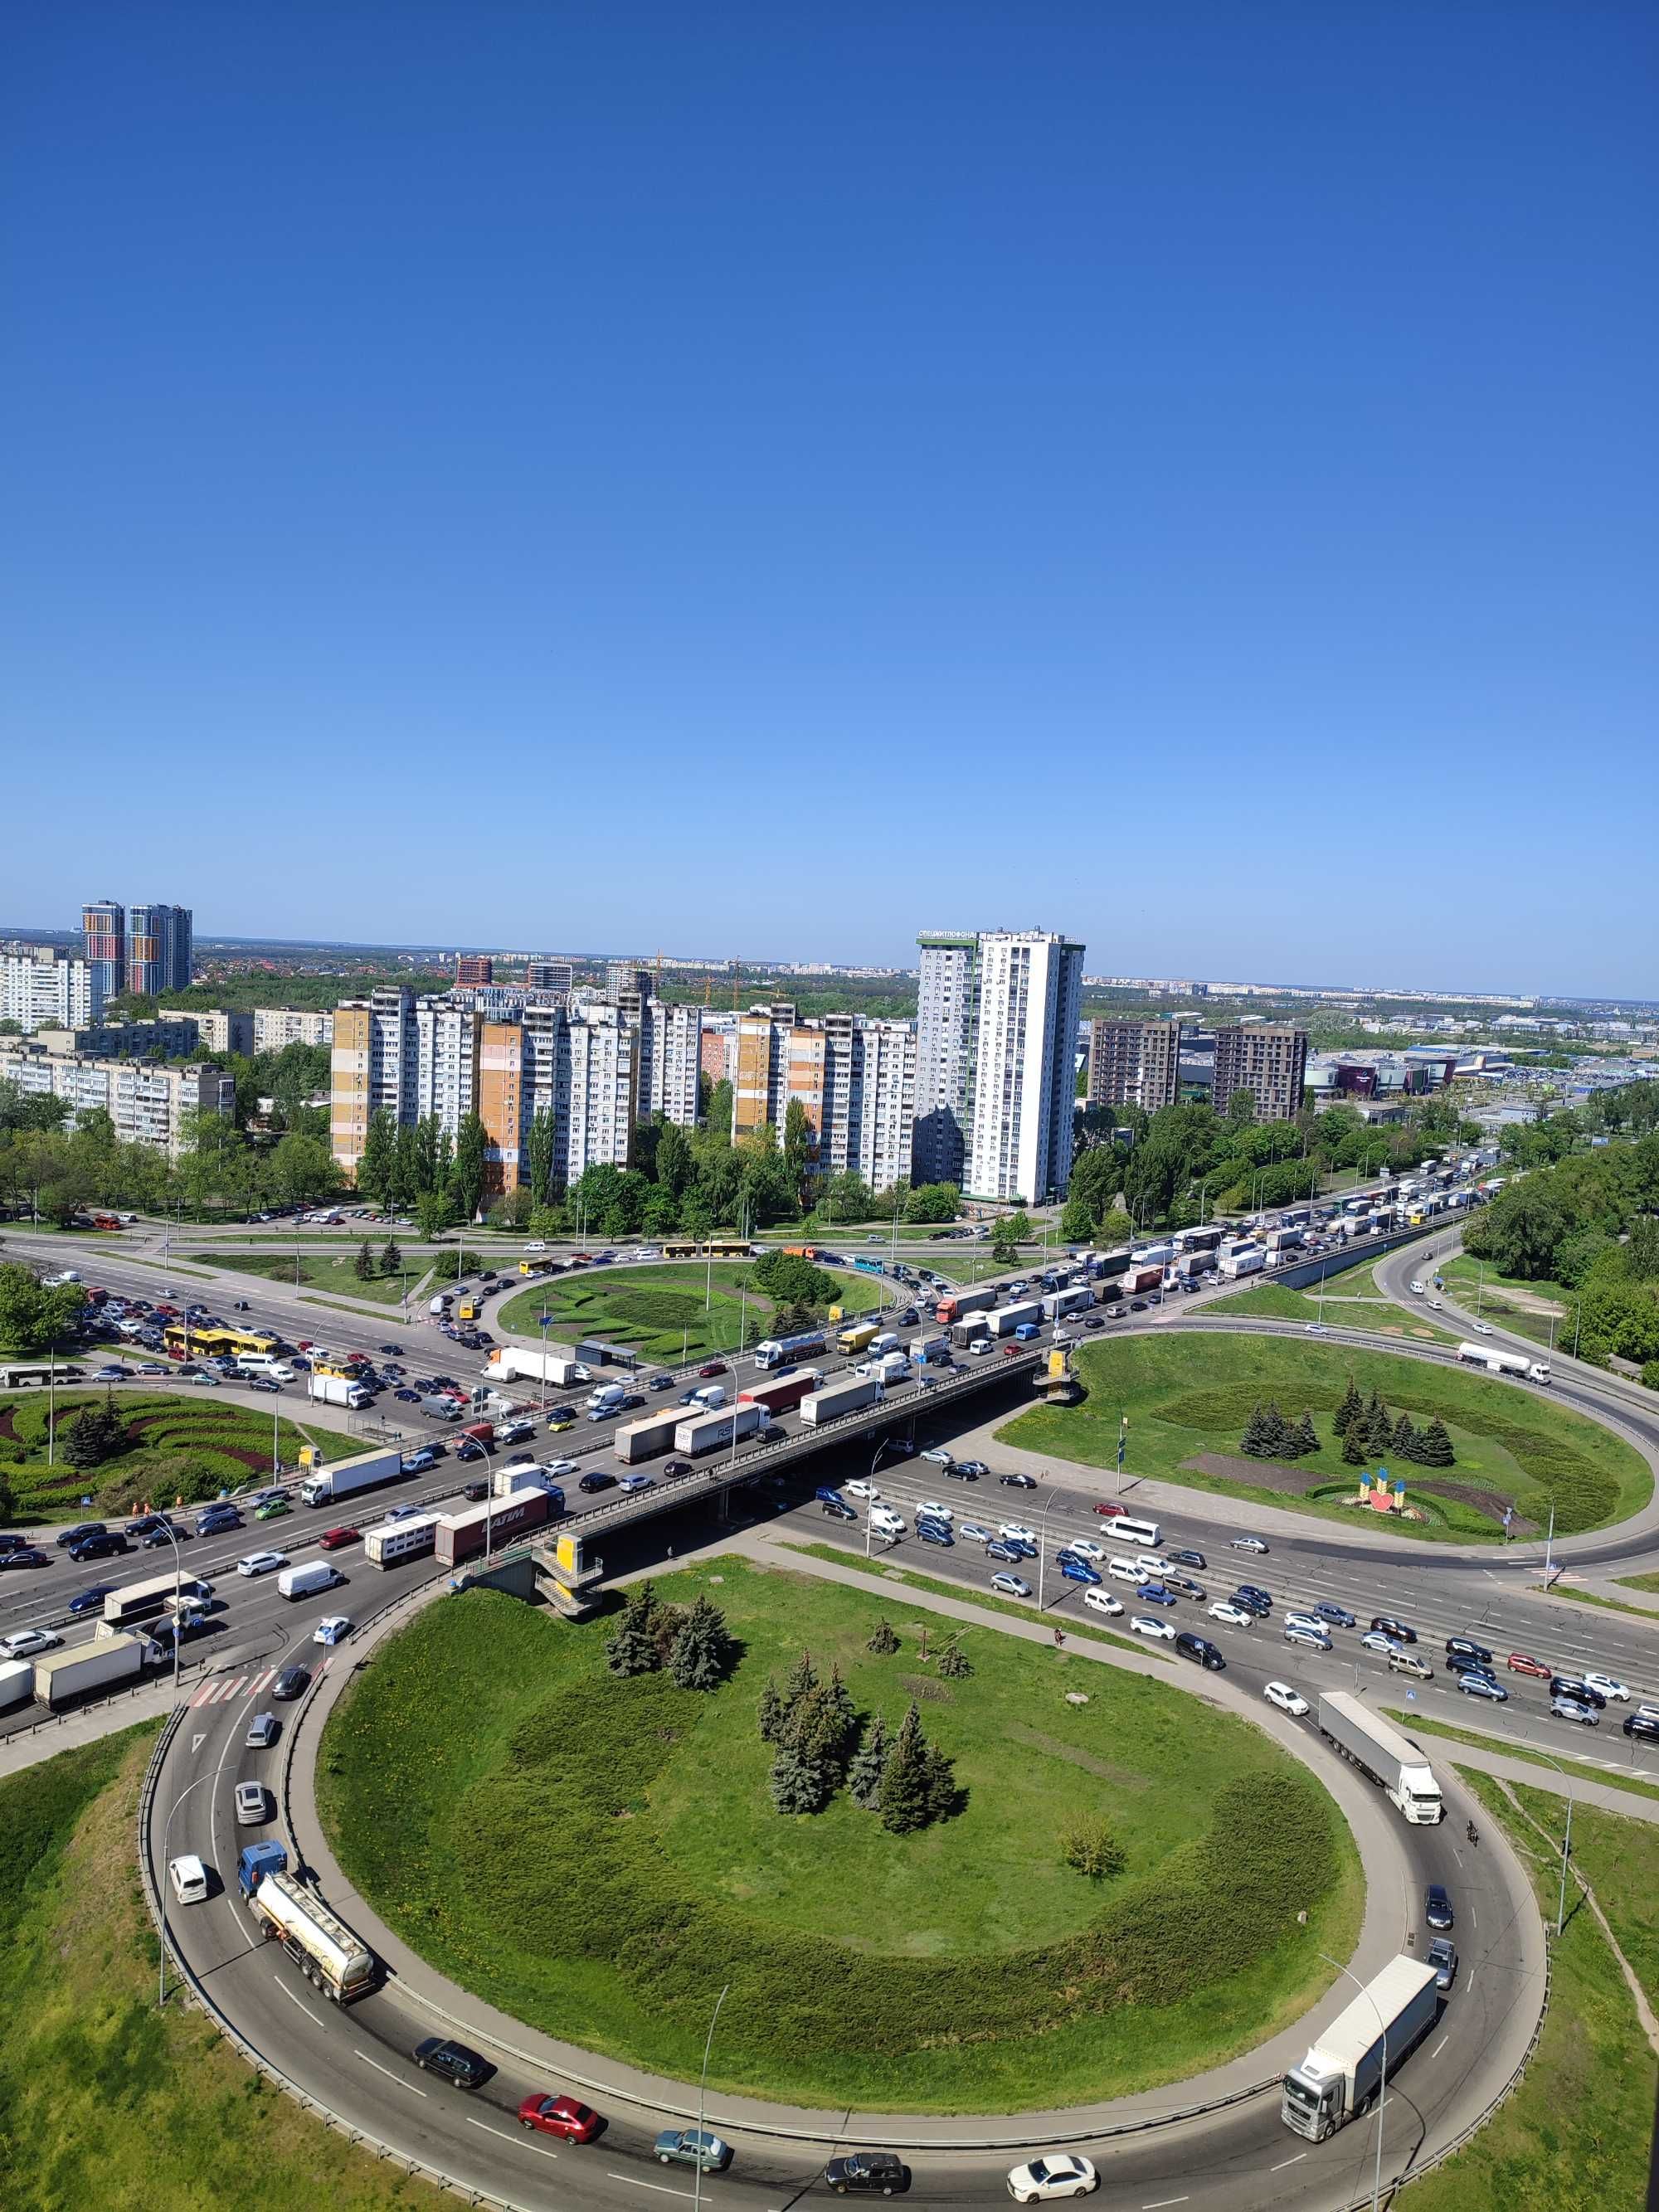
[1341,1414,1368,1467]
[878,1703,932,1834]
[1393,1412,1419,1463]
[937,1641,972,1680]
[1241,1403,1272,1457]
[1332,1377,1362,1442]
[604,1583,660,1676]
[1293,1411,1319,1458]
[781,1649,819,1724]
[757,1675,786,1744]
[1418,1418,1456,1468]
[668,1594,730,1690]
[770,1734,834,1815]
[920,1740,959,1821]
[848,1714,890,1808]
[1366,1398,1394,1457]
[865,1617,900,1655]
[1262,1401,1292,1457]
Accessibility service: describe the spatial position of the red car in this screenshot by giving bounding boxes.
[1093,1500,1127,1518]
[698,1361,727,1378]
[1507,1651,1551,1678]
[518,2093,600,2142]
[319,1527,360,1551]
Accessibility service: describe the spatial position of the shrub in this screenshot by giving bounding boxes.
[1062,1816,1126,1880]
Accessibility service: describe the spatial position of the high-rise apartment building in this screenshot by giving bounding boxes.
[965,931,1085,1204]
[194,1009,255,1056]
[525,959,573,995]
[730,1004,914,1193]
[1212,1024,1310,1121]
[251,1008,334,1053]
[637,1000,703,1127]
[0,1040,231,1158]
[126,903,193,995]
[1086,1018,1184,1111]
[81,902,124,1001]
[913,932,979,1185]
[330,987,417,1179]
[1,950,100,1033]
[606,962,653,1006]
[455,955,494,986]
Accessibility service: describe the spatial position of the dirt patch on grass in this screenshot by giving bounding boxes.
[1413,1481,1536,1535]
[1007,1722,1150,1789]
[1183,1451,1330,1495]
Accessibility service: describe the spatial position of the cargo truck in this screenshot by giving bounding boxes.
[34,1633,146,1707]
[1263,1228,1304,1257]
[674,1402,765,1456]
[988,1300,1043,1337]
[800,1373,884,1426]
[1458,1341,1551,1385]
[1218,1244,1265,1279]
[752,1330,828,1371]
[1116,1263,1165,1297]
[1280,1955,1440,2141]
[486,1346,589,1388]
[433,1486,554,1567]
[1041,1286,1093,1320]
[1130,1242,1175,1267]
[0,1659,35,1710]
[951,1316,991,1349]
[299,1446,403,1508]
[933,1286,997,1326]
[738,1370,823,1416]
[613,1411,684,1463]
[836,1322,880,1356]
[307,1373,372,1411]
[911,1332,951,1366]
[1316,1693,1443,1823]
[245,1867,377,2005]
[362,1512,442,1567]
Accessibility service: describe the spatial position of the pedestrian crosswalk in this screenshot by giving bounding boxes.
[188,1658,331,1707]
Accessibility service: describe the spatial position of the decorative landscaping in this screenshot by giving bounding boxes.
[998,1334,1651,1540]
[0,1391,320,1519]
[196,1247,417,1306]
[317,1558,1360,2112]
[496,1258,882,1364]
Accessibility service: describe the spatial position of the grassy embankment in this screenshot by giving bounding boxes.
[1437,1254,1569,1353]
[1378,1709,1659,1809]
[999,1334,1650,1542]
[0,1723,450,2212]
[498,1259,881,1365]
[0,1391,321,1521]
[318,1559,1359,2112]
[195,1249,417,1306]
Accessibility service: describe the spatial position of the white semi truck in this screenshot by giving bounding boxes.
[245,1868,376,2004]
[1458,1341,1551,1385]
[298,1446,404,1507]
[1281,1954,1440,2140]
[485,1345,589,1388]
[1316,1693,1443,1824]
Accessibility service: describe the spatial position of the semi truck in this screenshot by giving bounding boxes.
[951,1315,991,1349]
[298,1446,403,1509]
[1130,1242,1175,1267]
[738,1370,823,1416]
[988,1300,1043,1337]
[1218,1244,1266,1279]
[362,1512,442,1567]
[836,1322,880,1356]
[33,1633,147,1707]
[800,1373,884,1426]
[1458,1341,1551,1385]
[1316,1693,1443,1824]
[934,1286,998,1326]
[674,1402,765,1456]
[244,1864,377,2005]
[911,1333,951,1366]
[752,1330,828,1371]
[1115,1264,1164,1298]
[433,1486,556,1568]
[613,1411,684,1463]
[307,1373,372,1411]
[486,1346,589,1388]
[1280,1955,1440,2140]
[1263,1228,1304,1257]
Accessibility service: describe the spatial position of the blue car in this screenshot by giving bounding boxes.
[1005,1537,1039,1560]
[1058,1553,1102,1586]
[917,1519,954,1547]
[68,1583,118,1616]
[1136,1580,1178,1605]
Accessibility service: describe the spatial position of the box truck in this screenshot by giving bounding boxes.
[1041,1286,1094,1320]
[0,1659,35,1710]
[1116,1264,1164,1297]
[1280,1956,1440,2141]
[836,1322,881,1356]
[34,1634,146,1707]
[362,1512,442,1567]
[674,1402,765,1456]
[1316,1693,1443,1823]
[308,1374,372,1411]
[245,1868,376,2005]
[299,1446,403,1508]
[800,1373,884,1426]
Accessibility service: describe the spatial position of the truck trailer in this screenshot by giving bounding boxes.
[307,1373,371,1411]
[299,1446,403,1508]
[0,1659,35,1709]
[933,1286,998,1326]
[433,1487,555,1567]
[1458,1342,1551,1385]
[362,1512,443,1567]
[1218,1244,1266,1279]
[987,1300,1043,1337]
[1316,1693,1443,1824]
[613,1411,684,1463]
[1280,1956,1440,2140]
[1115,1264,1164,1297]
[34,1634,147,1707]
[800,1373,884,1426]
[486,1346,588,1388]
[1041,1286,1094,1320]
[836,1322,880,1356]
[246,1868,376,2005]
[752,1330,828,1372]
[674,1402,765,1456]
[738,1370,824,1416]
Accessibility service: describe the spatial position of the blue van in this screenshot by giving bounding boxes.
[1014,1323,1040,1342]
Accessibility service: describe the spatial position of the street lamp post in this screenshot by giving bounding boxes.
[159,1771,216,2008]
[1034,1485,1068,1612]
[692,1981,731,2212]
[1317,1951,1389,2212]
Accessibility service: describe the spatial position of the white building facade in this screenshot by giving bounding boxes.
[966,931,1085,1204]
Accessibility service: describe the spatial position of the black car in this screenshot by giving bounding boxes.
[943,1463,979,1481]
[1371,1615,1417,1644]
[462,1481,490,1503]
[1445,1650,1495,1680]
[197,1510,243,1534]
[825,2150,911,2195]
[271,1665,311,1701]
[823,1499,858,1522]
[412,2036,489,2088]
[1623,1714,1659,1741]
[69,1531,130,1562]
[455,1439,487,1463]
[1175,1632,1224,1671]
[55,1520,107,1549]
[1236,1583,1272,1608]
[1173,1548,1207,1569]
[1425,1884,1454,1931]
[68,1582,118,1616]
[1550,1675,1607,1709]
[579,1471,617,1494]
[142,1521,192,1548]
[1231,1590,1272,1617]
[1445,1636,1493,1665]
[998,1471,1038,1490]
[0,1547,48,1569]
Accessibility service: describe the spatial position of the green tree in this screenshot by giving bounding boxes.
[525,1106,557,1206]
[781,1648,819,1723]
[1062,1816,1126,1880]
[919,1739,958,1821]
[757,1675,786,1744]
[1393,1412,1420,1463]
[782,1098,813,1200]
[1332,1376,1362,1443]
[903,1181,959,1223]
[707,1077,733,1141]
[667,1594,731,1691]
[356,1108,397,1205]
[865,1616,900,1655]
[1341,1414,1368,1467]
[354,1239,374,1281]
[381,1236,402,1276]
[847,1714,890,1807]
[1292,1410,1319,1458]
[1226,1088,1258,1125]
[1366,1397,1394,1457]
[1417,1419,1455,1469]
[604,1582,661,1676]
[655,1122,693,1201]
[0,1263,85,1354]
[769,1733,834,1815]
[415,1188,451,1242]
[1240,1403,1273,1458]
[878,1702,932,1834]
[1059,1193,1098,1242]
[936,1641,972,1681]
[450,1114,488,1224]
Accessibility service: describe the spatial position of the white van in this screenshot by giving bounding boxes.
[692,1384,726,1410]
[1107,1556,1147,1586]
[1134,1553,1173,1578]
[236,1354,292,1378]
[277,1560,343,1602]
[869,1505,907,1539]
[586,1385,627,1418]
[869,1332,900,1355]
[168,1855,209,1905]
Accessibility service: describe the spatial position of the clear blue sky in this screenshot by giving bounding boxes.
[4,6,1655,995]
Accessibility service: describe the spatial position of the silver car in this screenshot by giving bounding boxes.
[234,1781,269,1826]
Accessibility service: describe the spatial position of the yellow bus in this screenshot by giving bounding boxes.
[163,1324,277,1362]
[703,1237,752,1259]
[660,1240,699,1259]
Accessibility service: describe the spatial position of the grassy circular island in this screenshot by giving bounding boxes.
[495,1258,883,1365]
[999,1332,1651,1539]
[318,1557,1360,2112]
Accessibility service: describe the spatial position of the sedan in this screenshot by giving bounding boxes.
[314,1616,353,1646]
[1264,1680,1309,1716]
[1583,1672,1631,1704]
[1427,1937,1458,1991]
[990,1572,1033,1598]
[1172,1548,1207,1568]
[1058,1554,1102,1586]
[956,1459,990,1478]
[1313,1602,1356,1628]
[235,1781,269,1826]
[319,1527,359,1551]
[0,1547,50,1570]
[1006,2153,1098,2202]
[1425,1884,1454,1931]
[271,1665,311,1699]
[236,1550,288,1578]
[654,2128,731,2172]
[1229,1535,1270,1553]
[1130,1615,1176,1642]
[1551,1695,1600,1727]
[697,1361,727,1378]
[1372,1616,1417,1644]
[518,2093,600,2142]
[1209,1602,1253,1630]
[1000,1523,1036,1545]
[942,1461,980,1480]
[1361,1631,1401,1655]
[414,2037,490,2089]
[1136,1581,1177,1606]
[2,1626,61,1658]
[998,1471,1038,1490]
[1507,1652,1551,1679]
[578,1471,617,1495]
[1283,1623,1331,1651]
[918,1500,954,1524]
[67,1583,119,1615]
[1092,1501,1128,1519]
[1457,1673,1509,1704]
[921,1448,954,1466]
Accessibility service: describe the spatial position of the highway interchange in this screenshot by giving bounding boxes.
[6,1210,1657,2210]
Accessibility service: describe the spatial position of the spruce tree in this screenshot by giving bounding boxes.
[770,1735,834,1815]
[1241,1403,1272,1458]
[354,1239,375,1281]
[1293,1411,1319,1458]
[1367,1398,1394,1457]
[604,1583,660,1677]
[668,1595,730,1691]
[61,1409,108,1471]
[781,1649,819,1725]
[757,1675,786,1744]
[865,1617,900,1655]
[1331,1377,1362,1443]
[937,1641,972,1680]
[1262,1401,1292,1458]
[878,1703,932,1834]
[1341,1414,1368,1467]
[848,1714,890,1807]
[650,1602,688,1669]
[382,1236,402,1276]
[1393,1412,1419,1463]
[920,1740,958,1821]
[821,1661,858,1754]
[1418,1418,1456,1468]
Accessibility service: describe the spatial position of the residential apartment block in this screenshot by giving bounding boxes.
[195,1009,256,1056]
[1085,1018,1184,1111]
[79,898,192,998]
[80,901,124,1003]
[0,1041,232,1158]
[638,999,703,1127]
[1,949,100,1033]
[251,1008,334,1053]
[33,1016,202,1060]
[525,959,574,996]
[965,931,1085,1204]
[731,1004,915,1192]
[455,955,494,986]
[1212,1024,1310,1121]
[913,932,979,1186]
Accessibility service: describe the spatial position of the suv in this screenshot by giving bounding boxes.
[413,2037,489,2088]
[1427,1937,1458,1991]
[1550,1675,1606,1709]
[1175,1632,1224,1670]
[824,2150,911,2195]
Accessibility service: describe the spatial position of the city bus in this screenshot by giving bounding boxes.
[703,1237,752,1259]
[102,1573,214,1626]
[660,1240,699,1259]
[163,1324,278,1362]
[0,1362,86,1388]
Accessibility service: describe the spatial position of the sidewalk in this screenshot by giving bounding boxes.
[280,1533,1449,2148]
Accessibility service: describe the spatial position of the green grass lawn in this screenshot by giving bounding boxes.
[1438,1256,1568,1352]
[1543,1582,1659,1623]
[318,1558,1360,2112]
[0,1390,324,1521]
[1405,1771,1657,2212]
[997,1333,1650,1542]
[1618,1571,1659,1597]
[497,1259,881,1364]
[197,1248,416,1305]
[1377,1710,1659,1807]
[0,1723,450,2212]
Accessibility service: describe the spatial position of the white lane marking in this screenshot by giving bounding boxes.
[1270,2153,1307,2171]
[274,1972,323,2024]
[1471,1907,1477,1928]
[468,2116,557,2156]
[356,2049,426,2095]
[1431,2034,1448,2058]
[191,1731,207,1753]
[606,2176,707,2199]
[1144,2198,1191,2208]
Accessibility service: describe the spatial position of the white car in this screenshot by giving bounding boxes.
[542,1458,579,1477]
[314,1615,353,1646]
[1360,1630,1400,1655]
[990,1572,1033,1598]
[1000,1523,1036,1545]
[918,1500,954,1524]
[1583,1672,1631,1703]
[921,1448,954,1466]
[1265,1680,1310,1716]
[2,1626,61,1658]
[236,1550,288,1578]
[1284,1612,1327,1637]
[960,1522,993,1544]
[1472,1320,1493,1334]
[845,1480,881,1500]
[1081,1588,1124,1619]
[525,1239,547,1252]
[1130,1615,1176,1642]
[1208,1602,1253,1630]
[1064,1537,1107,1563]
[1428,1297,1443,1310]
[1134,1553,1172,1577]
[1006,2153,1098,2203]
